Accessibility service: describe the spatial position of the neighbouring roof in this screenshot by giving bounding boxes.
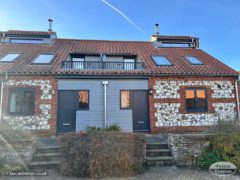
[0,31,238,76]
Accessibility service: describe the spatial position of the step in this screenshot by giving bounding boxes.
[29,160,60,169]
[146,143,169,149]
[146,156,174,161]
[32,153,60,161]
[147,159,174,166]
[36,146,59,154]
[146,149,171,157]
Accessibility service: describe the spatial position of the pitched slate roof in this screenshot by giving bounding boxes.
[0,34,238,76]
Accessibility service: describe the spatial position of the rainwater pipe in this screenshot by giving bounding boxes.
[102,81,108,128]
[0,73,8,121]
[235,76,240,125]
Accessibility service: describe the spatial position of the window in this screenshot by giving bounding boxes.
[152,56,172,66]
[32,54,55,64]
[185,56,203,65]
[120,90,131,109]
[10,38,43,44]
[124,59,135,70]
[0,53,21,62]
[185,89,207,112]
[8,88,35,115]
[71,54,85,69]
[161,43,191,48]
[79,90,89,110]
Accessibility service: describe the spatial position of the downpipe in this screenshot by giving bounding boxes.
[235,77,240,125]
[102,81,109,128]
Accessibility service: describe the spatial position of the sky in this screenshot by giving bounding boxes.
[0,0,239,70]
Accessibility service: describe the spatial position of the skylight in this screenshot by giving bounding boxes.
[32,54,55,64]
[10,38,44,44]
[185,56,203,65]
[152,56,172,66]
[0,53,21,62]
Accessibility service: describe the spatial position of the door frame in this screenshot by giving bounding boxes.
[57,90,77,134]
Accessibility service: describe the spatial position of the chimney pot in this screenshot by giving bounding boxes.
[48,19,53,32]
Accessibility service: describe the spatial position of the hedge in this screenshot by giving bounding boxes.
[58,131,146,178]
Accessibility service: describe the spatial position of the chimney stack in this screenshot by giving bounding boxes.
[155,23,159,35]
[48,19,53,32]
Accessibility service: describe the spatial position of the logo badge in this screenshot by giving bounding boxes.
[209,161,237,176]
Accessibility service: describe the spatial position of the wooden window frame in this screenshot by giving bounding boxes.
[8,87,35,115]
[185,88,208,113]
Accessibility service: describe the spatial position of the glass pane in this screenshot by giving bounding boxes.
[124,59,135,70]
[22,90,34,113]
[10,38,43,44]
[185,56,203,65]
[196,90,206,98]
[152,56,172,65]
[0,53,21,62]
[33,54,54,63]
[121,91,130,109]
[79,91,89,109]
[186,99,195,111]
[195,99,207,111]
[72,58,84,69]
[186,90,195,99]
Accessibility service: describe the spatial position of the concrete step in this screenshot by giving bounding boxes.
[146,143,169,149]
[146,149,171,157]
[146,156,174,161]
[29,160,60,169]
[36,146,59,154]
[32,153,60,161]
[147,159,175,166]
[146,156,175,166]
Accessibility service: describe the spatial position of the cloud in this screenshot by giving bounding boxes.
[101,0,145,33]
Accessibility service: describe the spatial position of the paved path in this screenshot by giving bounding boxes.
[1,166,240,180]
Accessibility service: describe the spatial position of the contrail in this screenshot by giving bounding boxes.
[102,0,146,33]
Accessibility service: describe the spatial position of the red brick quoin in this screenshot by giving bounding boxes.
[148,76,237,133]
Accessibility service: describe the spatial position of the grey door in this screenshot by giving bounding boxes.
[57,91,78,133]
[132,91,150,132]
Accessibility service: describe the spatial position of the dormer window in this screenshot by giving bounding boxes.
[32,54,55,64]
[185,56,203,65]
[152,56,172,66]
[10,38,44,44]
[0,53,21,62]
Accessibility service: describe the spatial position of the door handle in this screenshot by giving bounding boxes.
[62,123,71,126]
[137,121,144,124]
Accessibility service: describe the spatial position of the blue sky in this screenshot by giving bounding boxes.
[0,0,239,70]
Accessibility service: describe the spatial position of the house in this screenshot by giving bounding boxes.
[0,24,239,135]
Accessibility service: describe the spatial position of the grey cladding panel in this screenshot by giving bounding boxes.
[58,79,148,132]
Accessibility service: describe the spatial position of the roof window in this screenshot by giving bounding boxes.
[32,54,55,64]
[152,56,172,66]
[10,38,44,44]
[185,56,203,65]
[0,53,21,62]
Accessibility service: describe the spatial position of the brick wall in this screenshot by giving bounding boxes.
[0,76,57,136]
[149,76,237,133]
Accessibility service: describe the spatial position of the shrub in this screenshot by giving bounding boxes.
[205,118,240,134]
[211,133,240,170]
[198,150,223,169]
[86,124,121,133]
[198,132,240,170]
[58,131,146,178]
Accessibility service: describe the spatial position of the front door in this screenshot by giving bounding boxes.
[132,90,150,132]
[57,91,78,133]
